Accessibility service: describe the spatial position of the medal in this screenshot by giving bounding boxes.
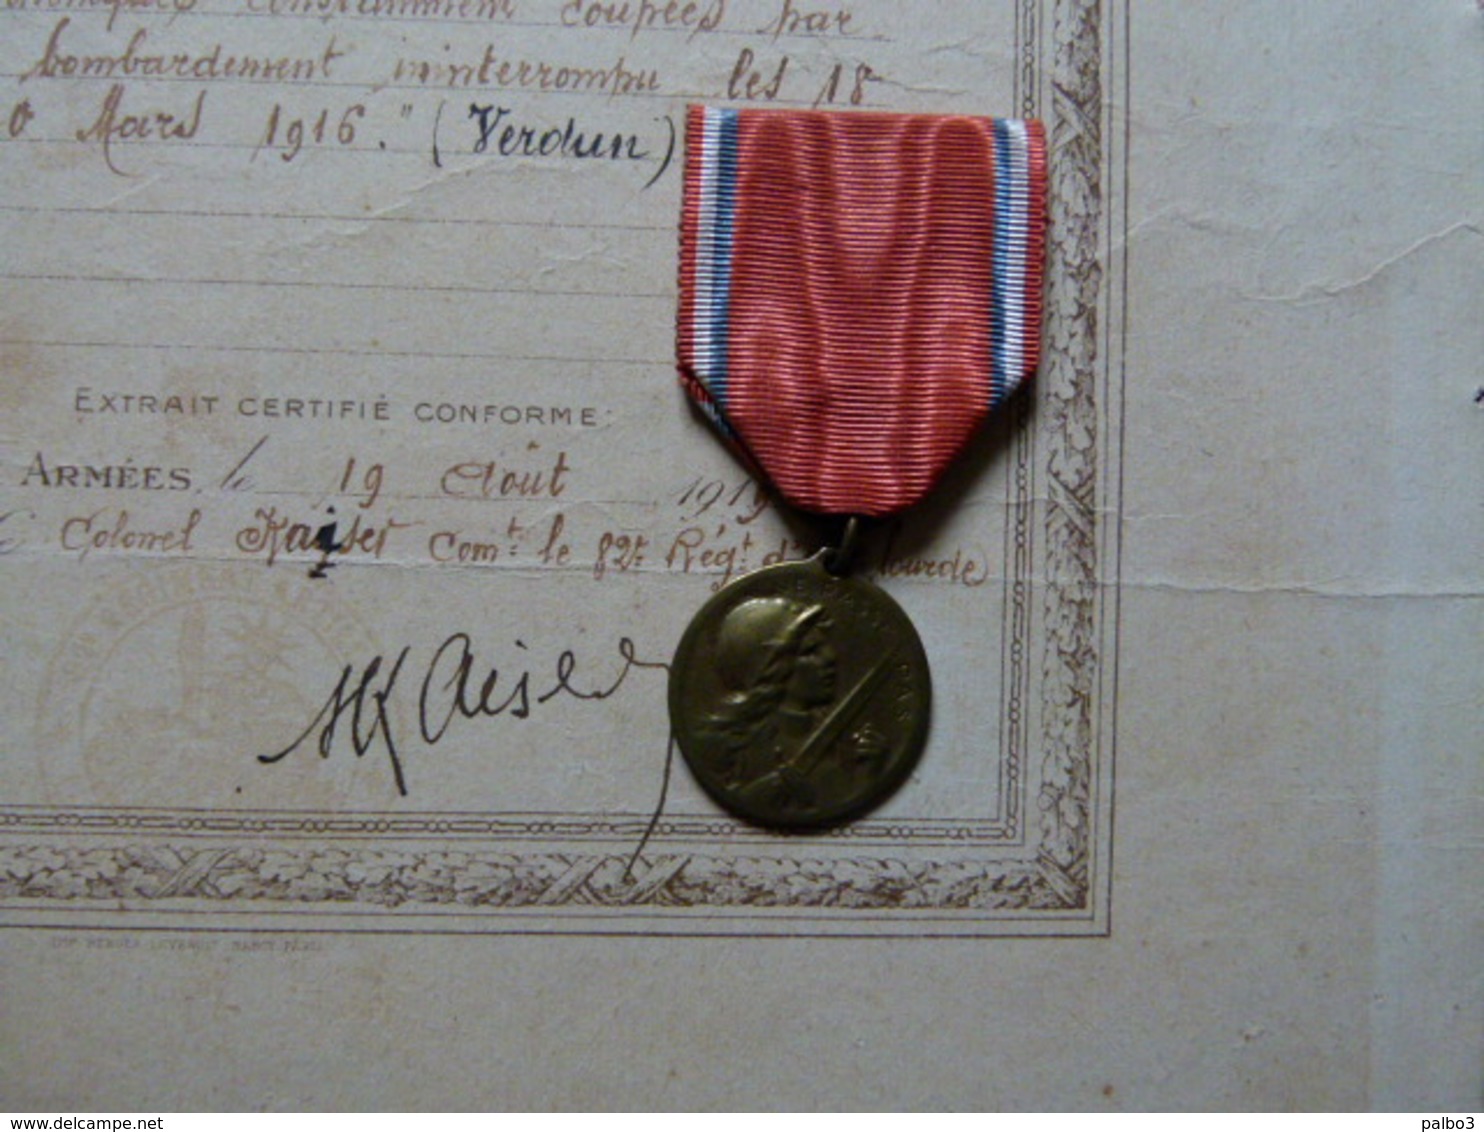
[672,106,1047,829]
[669,528,932,829]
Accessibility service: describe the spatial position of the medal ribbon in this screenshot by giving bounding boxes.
[677,106,1047,517]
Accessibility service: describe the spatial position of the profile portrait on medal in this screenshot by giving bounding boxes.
[695,595,890,813]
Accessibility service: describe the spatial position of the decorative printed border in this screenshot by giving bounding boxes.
[1036,0,1106,891]
[0,806,1026,845]
[1,0,1119,933]
[0,844,1069,913]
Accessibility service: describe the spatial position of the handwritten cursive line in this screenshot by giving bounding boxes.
[258,631,669,800]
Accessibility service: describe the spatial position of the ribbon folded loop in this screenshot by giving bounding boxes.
[677,106,1047,517]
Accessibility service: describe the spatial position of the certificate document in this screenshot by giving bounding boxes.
[3,0,1479,1111]
[1,0,1123,937]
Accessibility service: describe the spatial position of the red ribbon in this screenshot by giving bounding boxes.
[678,107,1046,517]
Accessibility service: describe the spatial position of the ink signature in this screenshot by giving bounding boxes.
[257,631,668,797]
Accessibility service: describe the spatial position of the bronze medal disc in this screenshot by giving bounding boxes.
[669,553,931,829]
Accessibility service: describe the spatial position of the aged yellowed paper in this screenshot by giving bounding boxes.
[3,0,1480,1110]
[1,0,1119,936]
